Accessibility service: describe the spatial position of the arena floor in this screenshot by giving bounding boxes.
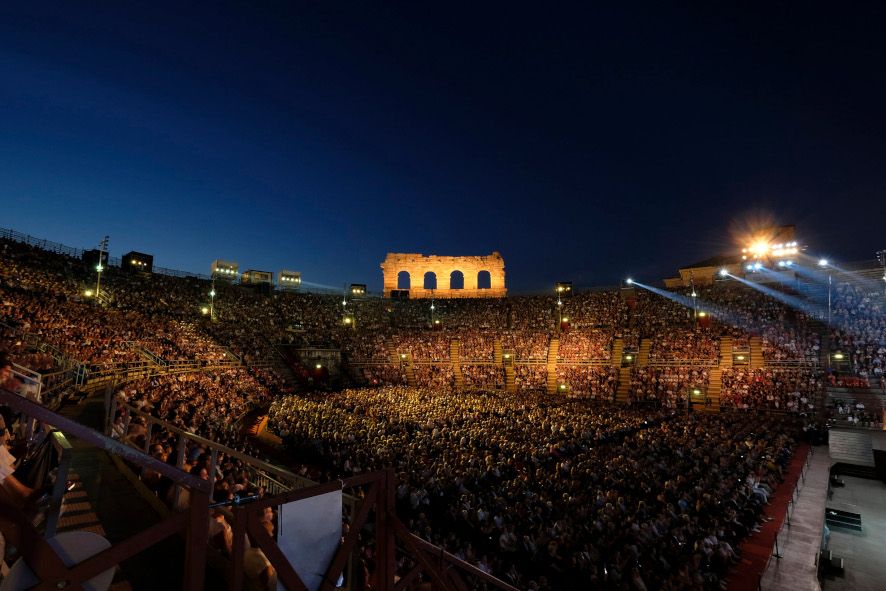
[824,475,886,590]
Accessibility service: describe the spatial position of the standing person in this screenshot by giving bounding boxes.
[0,352,18,444]
[0,352,39,507]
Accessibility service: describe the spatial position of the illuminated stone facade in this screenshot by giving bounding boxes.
[381,252,506,299]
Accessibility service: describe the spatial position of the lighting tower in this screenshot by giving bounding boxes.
[95,235,109,299]
[209,278,217,321]
[819,259,831,326]
[878,250,886,295]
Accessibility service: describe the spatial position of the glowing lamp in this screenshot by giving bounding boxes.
[719,269,728,277]
[749,241,770,256]
[625,355,633,361]
[819,259,829,267]
[698,311,707,318]
[84,289,94,297]
[737,355,745,361]
[315,364,322,369]
[833,353,844,360]
[201,307,209,315]
[626,278,633,285]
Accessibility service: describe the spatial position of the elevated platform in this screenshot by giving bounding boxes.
[829,429,875,467]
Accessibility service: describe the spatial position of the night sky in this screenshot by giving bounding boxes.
[2,2,885,293]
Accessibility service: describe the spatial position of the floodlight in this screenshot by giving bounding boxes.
[818,259,828,267]
[719,268,728,277]
[626,278,633,285]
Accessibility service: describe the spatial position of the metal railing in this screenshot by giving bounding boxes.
[111,400,315,498]
[0,388,212,591]
[228,469,520,591]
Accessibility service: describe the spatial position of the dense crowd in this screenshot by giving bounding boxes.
[720,369,820,412]
[629,367,710,407]
[5,233,886,589]
[269,386,801,590]
[830,282,886,383]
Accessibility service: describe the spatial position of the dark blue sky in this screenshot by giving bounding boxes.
[2,2,885,293]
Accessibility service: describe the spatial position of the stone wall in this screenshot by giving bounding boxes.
[380,252,506,299]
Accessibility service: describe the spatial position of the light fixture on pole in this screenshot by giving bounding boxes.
[209,279,217,320]
[95,235,109,300]
[819,259,832,328]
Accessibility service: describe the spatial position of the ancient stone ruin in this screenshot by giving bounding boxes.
[380,252,506,298]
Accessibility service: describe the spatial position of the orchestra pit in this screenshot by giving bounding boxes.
[1,227,885,591]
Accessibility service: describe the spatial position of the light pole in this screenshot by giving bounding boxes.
[209,279,217,321]
[877,250,886,296]
[95,235,109,300]
[819,259,831,327]
[430,290,435,325]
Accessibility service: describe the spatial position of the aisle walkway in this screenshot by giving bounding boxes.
[726,443,819,591]
[755,445,829,591]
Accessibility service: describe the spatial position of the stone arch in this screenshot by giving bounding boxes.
[381,252,506,299]
[423,271,437,290]
[397,270,410,290]
[449,270,464,290]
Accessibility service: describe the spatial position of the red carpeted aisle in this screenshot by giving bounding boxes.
[726,442,810,591]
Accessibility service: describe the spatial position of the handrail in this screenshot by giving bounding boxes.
[116,401,314,492]
[44,431,73,537]
[0,387,210,590]
[0,388,209,493]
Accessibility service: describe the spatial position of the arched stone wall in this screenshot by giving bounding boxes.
[381,252,506,299]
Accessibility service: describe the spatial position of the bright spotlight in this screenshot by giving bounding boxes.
[818,258,829,267]
[691,291,697,297]
[753,262,762,270]
[749,241,770,256]
[315,364,322,369]
[746,264,754,271]
[719,268,728,277]
[626,278,633,285]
